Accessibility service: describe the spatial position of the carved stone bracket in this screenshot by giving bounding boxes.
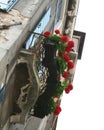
[0,48,42,128]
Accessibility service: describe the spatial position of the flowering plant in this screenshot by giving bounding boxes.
[44,30,74,73]
[33,30,75,118]
[44,30,75,110]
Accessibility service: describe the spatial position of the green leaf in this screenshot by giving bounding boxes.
[56,56,67,74]
[47,98,57,114]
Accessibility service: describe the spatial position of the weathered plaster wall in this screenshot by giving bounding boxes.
[0,0,50,88]
[0,0,51,129]
[64,0,79,38]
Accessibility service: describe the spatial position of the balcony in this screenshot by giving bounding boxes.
[0,0,85,130]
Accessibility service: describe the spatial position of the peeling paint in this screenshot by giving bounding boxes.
[0,9,25,26]
[0,9,28,44]
[0,36,9,43]
[0,9,25,43]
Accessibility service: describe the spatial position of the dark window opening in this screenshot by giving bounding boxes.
[73,30,86,59]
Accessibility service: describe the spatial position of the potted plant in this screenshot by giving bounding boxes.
[33,29,75,118]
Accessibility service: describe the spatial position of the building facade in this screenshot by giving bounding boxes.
[0,0,85,130]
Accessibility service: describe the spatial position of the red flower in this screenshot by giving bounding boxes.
[54,97,60,105]
[54,106,62,115]
[64,46,72,53]
[58,51,63,57]
[63,55,70,62]
[61,36,68,43]
[62,71,69,78]
[44,31,51,37]
[67,83,73,90]
[55,29,60,34]
[68,40,74,48]
[65,84,73,94]
[65,87,70,94]
[68,61,74,70]
[56,100,60,105]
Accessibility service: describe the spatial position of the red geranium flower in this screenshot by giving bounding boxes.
[65,84,73,94]
[68,61,74,70]
[61,36,68,43]
[65,87,70,94]
[44,31,51,37]
[58,51,63,57]
[64,46,72,53]
[56,100,60,105]
[63,55,70,62]
[62,71,69,78]
[55,29,60,34]
[54,106,62,115]
[68,40,74,48]
[54,97,60,105]
[67,83,73,90]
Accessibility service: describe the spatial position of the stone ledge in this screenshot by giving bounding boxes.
[8,116,49,130]
[14,0,44,18]
[0,48,8,85]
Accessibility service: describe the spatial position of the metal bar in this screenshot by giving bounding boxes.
[0,22,22,30]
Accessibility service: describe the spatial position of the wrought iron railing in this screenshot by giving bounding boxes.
[34,37,49,95]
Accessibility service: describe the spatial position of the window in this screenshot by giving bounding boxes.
[73,30,86,59]
[0,83,7,103]
[54,0,67,30]
[25,8,51,49]
[55,0,62,23]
